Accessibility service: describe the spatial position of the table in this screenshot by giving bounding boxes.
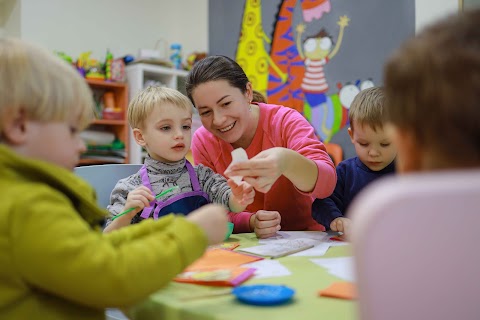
[128,233,357,320]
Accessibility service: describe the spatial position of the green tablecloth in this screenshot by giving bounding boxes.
[129,233,358,320]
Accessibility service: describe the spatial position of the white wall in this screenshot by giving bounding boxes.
[415,0,459,32]
[6,0,208,61]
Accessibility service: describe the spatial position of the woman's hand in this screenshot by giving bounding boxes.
[225,147,319,194]
[225,147,286,193]
[250,210,281,238]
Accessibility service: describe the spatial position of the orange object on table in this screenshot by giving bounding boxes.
[318,281,357,300]
[185,248,262,271]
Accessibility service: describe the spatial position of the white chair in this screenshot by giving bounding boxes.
[74,164,142,208]
[349,170,480,320]
[75,164,142,320]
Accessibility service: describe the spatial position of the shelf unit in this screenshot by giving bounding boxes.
[79,79,129,165]
[125,63,193,164]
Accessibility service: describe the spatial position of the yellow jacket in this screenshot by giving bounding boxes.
[0,145,208,319]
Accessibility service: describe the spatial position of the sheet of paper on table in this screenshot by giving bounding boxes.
[242,259,292,279]
[258,231,328,243]
[238,238,319,258]
[257,231,348,257]
[310,257,355,282]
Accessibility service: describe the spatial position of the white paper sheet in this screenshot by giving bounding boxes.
[258,231,347,257]
[242,259,291,279]
[259,231,328,244]
[238,238,319,258]
[229,148,249,184]
[290,242,331,257]
[310,257,355,282]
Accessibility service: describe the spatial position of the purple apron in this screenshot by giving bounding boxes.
[138,160,210,220]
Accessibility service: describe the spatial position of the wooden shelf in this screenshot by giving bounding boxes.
[92,119,125,125]
[86,79,127,89]
[81,79,129,165]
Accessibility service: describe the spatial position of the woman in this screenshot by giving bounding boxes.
[186,55,336,238]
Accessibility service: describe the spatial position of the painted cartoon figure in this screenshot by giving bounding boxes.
[267,0,331,112]
[296,15,349,141]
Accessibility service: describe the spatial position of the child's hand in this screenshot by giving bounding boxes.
[330,217,351,236]
[228,179,255,207]
[187,204,228,245]
[123,186,155,218]
[104,186,155,233]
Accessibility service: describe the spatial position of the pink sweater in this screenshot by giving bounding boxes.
[192,103,336,232]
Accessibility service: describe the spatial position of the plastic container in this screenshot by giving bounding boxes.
[225,222,234,240]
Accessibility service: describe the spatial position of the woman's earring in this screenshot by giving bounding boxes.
[249,101,252,112]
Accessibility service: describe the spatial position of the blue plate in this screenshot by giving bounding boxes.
[232,285,295,306]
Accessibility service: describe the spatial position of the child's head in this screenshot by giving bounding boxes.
[303,29,333,60]
[128,86,193,163]
[384,9,480,173]
[252,90,267,103]
[348,87,396,171]
[0,38,93,170]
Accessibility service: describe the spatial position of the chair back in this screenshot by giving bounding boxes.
[324,142,343,166]
[74,164,143,208]
[349,170,480,320]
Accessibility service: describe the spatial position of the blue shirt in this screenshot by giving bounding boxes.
[312,157,395,229]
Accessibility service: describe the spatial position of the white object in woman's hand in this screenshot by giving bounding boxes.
[226,148,285,193]
[228,147,249,184]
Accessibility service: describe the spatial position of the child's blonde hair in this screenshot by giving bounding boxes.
[128,86,193,129]
[348,87,386,132]
[0,38,93,134]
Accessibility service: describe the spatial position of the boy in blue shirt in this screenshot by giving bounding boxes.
[312,87,396,235]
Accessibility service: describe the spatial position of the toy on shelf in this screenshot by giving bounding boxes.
[169,43,182,69]
[102,91,123,120]
[105,49,113,81]
[55,51,74,66]
[111,58,126,82]
[186,52,207,70]
[77,51,105,80]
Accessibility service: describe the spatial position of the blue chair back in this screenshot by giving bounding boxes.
[74,164,143,208]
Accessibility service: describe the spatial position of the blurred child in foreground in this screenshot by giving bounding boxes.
[384,9,480,172]
[0,38,228,319]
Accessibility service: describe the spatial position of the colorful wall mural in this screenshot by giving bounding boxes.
[209,0,414,146]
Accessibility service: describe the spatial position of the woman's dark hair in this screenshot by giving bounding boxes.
[185,55,249,105]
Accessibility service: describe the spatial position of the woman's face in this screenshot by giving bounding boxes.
[191,80,254,146]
